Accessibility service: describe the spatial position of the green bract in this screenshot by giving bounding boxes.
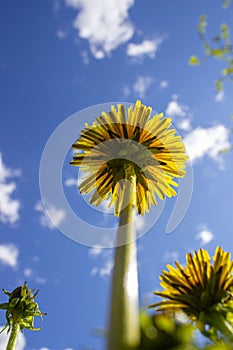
[0,281,46,334]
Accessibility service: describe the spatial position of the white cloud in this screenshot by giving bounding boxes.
[34,200,66,230]
[122,85,131,97]
[215,90,224,102]
[0,243,19,268]
[163,251,179,262]
[39,348,50,350]
[56,29,67,39]
[133,76,153,98]
[64,177,78,187]
[65,0,80,7]
[0,153,21,224]
[65,0,135,58]
[24,268,33,277]
[184,125,231,164]
[126,38,162,59]
[196,228,214,245]
[32,255,40,263]
[165,96,192,131]
[90,266,99,276]
[35,277,47,285]
[91,259,113,277]
[165,98,188,118]
[177,118,191,131]
[80,50,90,65]
[135,215,145,232]
[23,267,47,285]
[88,245,104,257]
[89,247,113,278]
[0,327,26,350]
[99,260,113,276]
[160,80,169,88]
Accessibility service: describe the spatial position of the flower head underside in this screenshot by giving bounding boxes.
[71,100,188,216]
[149,247,233,322]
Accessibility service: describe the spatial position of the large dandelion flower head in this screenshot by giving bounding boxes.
[70,100,188,216]
[149,247,233,325]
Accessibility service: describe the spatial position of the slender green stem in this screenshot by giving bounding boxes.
[6,320,20,350]
[107,173,140,350]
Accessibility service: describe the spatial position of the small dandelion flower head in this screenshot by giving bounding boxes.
[149,247,233,322]
[71,100,188,216]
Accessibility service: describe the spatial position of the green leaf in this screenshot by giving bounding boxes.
[198,15,207,34]
[188,56,200,65]
[0,303,9,310]
[216,79,223,92]
[221,23,229,39]
[223,0,231,9]
[210,49,224,58]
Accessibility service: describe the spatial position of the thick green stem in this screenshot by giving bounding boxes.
[6,320,20,350]
[107,174,140,350]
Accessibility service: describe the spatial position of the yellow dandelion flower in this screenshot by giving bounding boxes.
[149,247,233,341]
[70,100,188,216]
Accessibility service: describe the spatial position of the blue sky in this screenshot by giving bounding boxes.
[0,0,233,349]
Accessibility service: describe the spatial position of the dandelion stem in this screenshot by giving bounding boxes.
[107,171,140,350]
[6,317,20,350]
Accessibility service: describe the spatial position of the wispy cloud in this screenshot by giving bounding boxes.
[64,177,78,187]
[80,50,90,65]
[163,251,179,262]
[24,268,33,277]
[35,277,47,285]
[215,90,225,102]
[133,76,153,98]
[195,226,214,245]
[89,247,113,278]
[90,259,113,277]
[88,245,104,257]
[165,95,189,118]
[165,95,191,131]
[160,80,169,89]
[0,327,26,349]
[0,153,21,224]
[23,267,47,286]
[184,124,230,165]
[177,119,191,131]
[65,0,135,59]
[0,243,19,268]
[126,38,163,60]
[122,75,154,99]
[56,29,67,39]
[135,215,145,233]
[122,85,131,97]
[34,200,66,229]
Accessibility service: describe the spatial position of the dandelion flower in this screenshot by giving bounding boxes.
[70,100,188,350]
[149,247,233,341]
[71,100,188,216]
